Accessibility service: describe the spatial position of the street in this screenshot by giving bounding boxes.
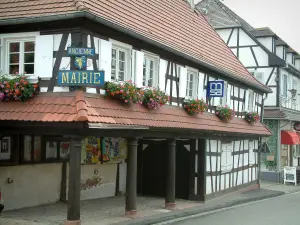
[173,191,300,225]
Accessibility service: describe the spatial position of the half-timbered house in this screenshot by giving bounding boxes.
[0,0,271,224]
[197,0,300,183]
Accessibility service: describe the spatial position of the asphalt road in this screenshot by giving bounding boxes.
[173,191,300,225]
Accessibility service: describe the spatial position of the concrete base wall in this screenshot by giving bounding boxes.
[261,171,283,183]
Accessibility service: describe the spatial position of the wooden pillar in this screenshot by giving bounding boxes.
[125,137,138,215]
[165,138,176,209]
[65,136,82,225]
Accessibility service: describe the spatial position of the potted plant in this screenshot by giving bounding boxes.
[0,73,38,102]
[105,80,140,103]
[140,87,169,109]
[215,105,235,122]
[183,98,208,115]
[244,111,260,124]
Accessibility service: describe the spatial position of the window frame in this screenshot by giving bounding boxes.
[283,74,288,98]
[111,40,132,82]
[142,53,159,88]
[248,90,254,112]
[248,140,255,165]
[185,68,199,99]
[283,47,286,61]
[5,38,35,75]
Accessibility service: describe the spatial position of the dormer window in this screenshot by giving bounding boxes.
[283,47,286,61]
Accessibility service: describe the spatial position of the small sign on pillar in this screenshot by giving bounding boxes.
[207,80,224,98]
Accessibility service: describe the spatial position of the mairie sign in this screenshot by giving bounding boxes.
[57,71,105,87]
[67,47,95,56]
[207,80,224,97]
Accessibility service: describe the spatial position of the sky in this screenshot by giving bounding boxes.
[195,0,300,53]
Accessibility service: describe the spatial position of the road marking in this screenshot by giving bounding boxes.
[153,190,300,225]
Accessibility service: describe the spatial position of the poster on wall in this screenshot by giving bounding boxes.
[0,137,11,160]
[81,137,102,164]
[102,137,127,163]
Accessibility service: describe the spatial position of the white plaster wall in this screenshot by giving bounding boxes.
[239,48,256,67]
[276,46,284,59]
[216,29,232,43]
[252,46,269,67]
[228,28,238,47]
[119,163,127,194]
[0,163,62,211]
[256,37,273,52]
[286,53,293,65]
[66,163,118,201]
[238,29,256,46]
[295,59,300,71]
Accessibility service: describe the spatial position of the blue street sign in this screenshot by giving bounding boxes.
[57,70,105,87]
[207,80,224,97]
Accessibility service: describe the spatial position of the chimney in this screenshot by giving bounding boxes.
[187,0,195,9]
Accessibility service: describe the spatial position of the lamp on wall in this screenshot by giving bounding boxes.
[279,88,298,111]
[289,89,297,99]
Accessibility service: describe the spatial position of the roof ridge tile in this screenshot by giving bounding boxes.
[74,0,88,11]
[75,91,88,122]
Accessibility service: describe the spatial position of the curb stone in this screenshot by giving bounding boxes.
[115,190,285,225]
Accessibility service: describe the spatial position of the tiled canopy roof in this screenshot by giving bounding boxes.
[0,0,270,93]
[0,92,271,136]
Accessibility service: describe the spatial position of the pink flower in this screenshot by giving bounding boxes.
[0,92,4,100]
[125,100,128,103]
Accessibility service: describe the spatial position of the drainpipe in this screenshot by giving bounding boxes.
[258,93,268,186]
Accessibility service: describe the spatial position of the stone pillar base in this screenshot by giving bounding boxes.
[64,220,81,225]
[165,202,176,210]
[125,210,137,216]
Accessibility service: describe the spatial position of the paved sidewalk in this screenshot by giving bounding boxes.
[0,183,289,225]
[260,181,300,194]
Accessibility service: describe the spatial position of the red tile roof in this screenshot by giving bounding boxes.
[0,0,270,93]
[0,92,271,136]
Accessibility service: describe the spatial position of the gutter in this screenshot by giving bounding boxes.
[0,12,271,94]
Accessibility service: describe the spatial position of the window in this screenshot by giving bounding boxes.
[221,142,233,173]
[249,141,255,165]
[186,70,198,98]
[7,40,35,75]
[248,90,254,112]
[283,47,286,60]
[143,55,158,87]
[22,136,70,163]
[283,74,288,97]
[0,137,11,160]
[111,46,129,81]
[23,135,42,162]
[254,72,263,84]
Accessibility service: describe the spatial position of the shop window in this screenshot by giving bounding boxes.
[6,40,35,75]
[221,142,233,173]
[44,139,70,161]
[0,137,11,160]
[22,135,41,162]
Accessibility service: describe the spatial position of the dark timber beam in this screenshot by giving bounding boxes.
[65,136,82,225]
[165,138,176,209]
[125,137,139,215]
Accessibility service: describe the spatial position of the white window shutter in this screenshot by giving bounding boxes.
[244,90,249,112]
[134,50,144,88]
[198,73,204,99]
[179,66,187,98]
[249,142,255,165]
[159,59,167,91]
[34,35,54,78]
[226,150,233,171]
[99,39,112,82]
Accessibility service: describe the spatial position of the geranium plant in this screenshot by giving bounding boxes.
[0,73,38,102]
[183,98,208,115]
[140,87,169,109]
[244,112,260,124]
[105,80,141,103]
[215,105,235,122]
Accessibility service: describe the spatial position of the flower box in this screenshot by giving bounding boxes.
[140,87,168,109]
[244,112,260,124]
[0,74,38,102]
[105,80,141,103]
[183,98,208,115]
[215,105,235,122]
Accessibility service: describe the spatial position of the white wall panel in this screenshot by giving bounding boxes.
[239,29,257,46]
[228,28,238,47]
[252,46,268,66]
[239,48,257,67]
[216,29,232,43]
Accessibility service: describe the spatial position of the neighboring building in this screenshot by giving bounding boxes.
[197,0,300,183]
[0,0,271,223]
